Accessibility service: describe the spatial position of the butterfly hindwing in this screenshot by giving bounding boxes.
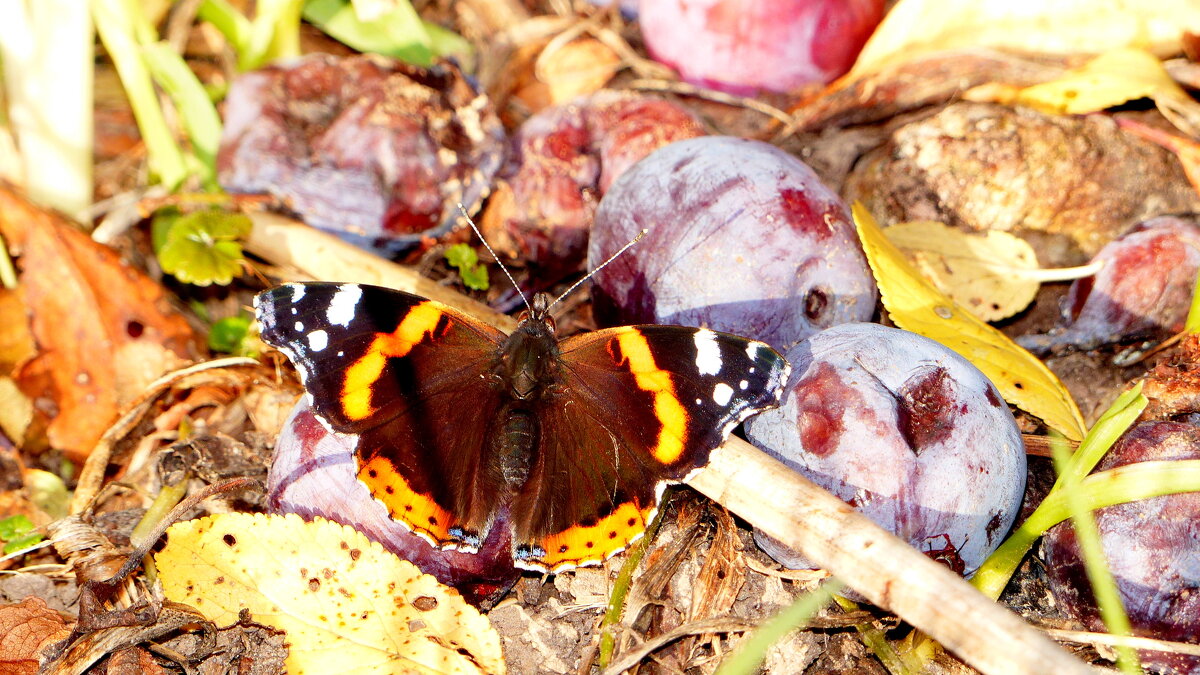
[255,282,509,549]
[511,325,790,571]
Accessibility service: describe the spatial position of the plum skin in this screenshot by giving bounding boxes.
[588,136,877,354]
[746,323,1026,577]
[1043,420,1200,674]
[638,0,885,94]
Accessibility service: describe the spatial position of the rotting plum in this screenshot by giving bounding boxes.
[1042,420,1200,675]
[745,322,1026,577]
[1018,215,1200,357]
[638,0,884,95]
[588,136,877,353]
[218,54,505,257]
[267,400,518,608]
[484,91,705,283]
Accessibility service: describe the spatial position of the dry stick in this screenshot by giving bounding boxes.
[246,214,1097,675]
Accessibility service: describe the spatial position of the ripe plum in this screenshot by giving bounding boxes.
[1042,420,1200,674]
[1019,215,1200,356]
[486,91,705,281]
[588,136,877,353]
[218,54,505,256]
[638,0,884,94]
[745,323,1025,577]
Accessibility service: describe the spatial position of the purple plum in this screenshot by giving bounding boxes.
[746,322,1026,577]
[588,136,877,353]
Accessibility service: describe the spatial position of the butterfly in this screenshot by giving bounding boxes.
[255,282,789,572]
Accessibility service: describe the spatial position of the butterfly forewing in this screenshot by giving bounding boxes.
[255,283,510,548]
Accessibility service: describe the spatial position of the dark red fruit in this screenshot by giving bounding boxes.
[638,0,885,94]
[486,91,705,282]
[1043,420,1200,674]
[588,136,877,352]
[218,54,505,256]
[1019,215,1200,356]
[746,323,1025,576]
[268,400,518,608]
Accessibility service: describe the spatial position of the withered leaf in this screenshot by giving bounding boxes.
[0,597,73,675]
[0,186,200,459]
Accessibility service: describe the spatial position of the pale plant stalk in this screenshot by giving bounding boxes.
[0,0,94,219]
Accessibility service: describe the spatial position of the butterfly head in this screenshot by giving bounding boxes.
[504,292,560,400]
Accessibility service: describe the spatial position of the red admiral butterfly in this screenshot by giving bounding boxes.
[255,282,789,572]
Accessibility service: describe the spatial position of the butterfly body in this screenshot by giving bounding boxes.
[255,282,789,572]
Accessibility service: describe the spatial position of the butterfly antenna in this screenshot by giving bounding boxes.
[548,228,647,311]
[456,203,531,313]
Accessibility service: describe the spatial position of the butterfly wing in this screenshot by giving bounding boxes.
[255,282,509,549]
[511,325,790,571]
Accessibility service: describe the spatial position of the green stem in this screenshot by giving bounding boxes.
[92,0,187,189]
[597,499,667,668]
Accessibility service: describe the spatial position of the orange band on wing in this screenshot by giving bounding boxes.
[528,500,657,572]
[359,455,457,546]
[342,302,445,420]
[614,329,687,463]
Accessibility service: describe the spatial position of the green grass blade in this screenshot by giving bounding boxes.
[1051,442,1142,673]
[92,0,187,189]
[250,0,303,68]
[1186,268,1200,334]
[713,580,843,675]
[1056,383,1146,486]
[197,0,253,55]
[141,42,221,187]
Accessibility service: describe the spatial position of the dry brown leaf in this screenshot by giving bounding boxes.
[0,186,200,459]
[0,597,73,675]
[0,290,35,375]
[157,513,506,674]
[1117,118,1200,196]
[851,0,1200,78]
[538,38,621,105]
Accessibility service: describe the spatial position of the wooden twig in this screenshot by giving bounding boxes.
[245,213,1097,675]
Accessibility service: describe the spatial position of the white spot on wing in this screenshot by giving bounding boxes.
[712,382,734,406]
[745,341,761,361]
[693,329,722,376]
[294,321,304,332]
[308,329,329,352]
[739,379,749,390]
[290,284,306,302]
[327,284,362,327]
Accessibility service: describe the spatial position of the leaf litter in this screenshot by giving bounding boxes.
[3,1,1200,674]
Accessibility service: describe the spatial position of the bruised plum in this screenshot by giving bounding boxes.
[638,0,884,94]
[589,136,877,352]
[746,323,1025,577]
[485,91,705,282]
[268,400,518,607]
[218,54,505,256]
[1019,215,1200,356]
[1043,421,1200,675]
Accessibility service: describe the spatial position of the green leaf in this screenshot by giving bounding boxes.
[209,315,256,355]
[302,0,435,66]
[142,42,222,188]
[445,242,477,268]
[3,532,44,556]
[158,210,252,286]
[445,243,489,291]
[0,514,35,541]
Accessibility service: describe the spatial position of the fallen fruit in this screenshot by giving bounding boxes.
[1042,420,1200,675]
[589,136,877,353]
[746,322,1025,577]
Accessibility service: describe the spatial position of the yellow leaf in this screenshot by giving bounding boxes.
[884,221,1040,322]
[851,0,1200,78]
[1014,48,1200,138]
[157,513,506,675]
[853,204,1087,441]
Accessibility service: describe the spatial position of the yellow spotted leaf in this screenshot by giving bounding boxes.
[156,513,505,675]
[883,221,1040,321]
[1014,48,1200,138]
[854,204,1086,441]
